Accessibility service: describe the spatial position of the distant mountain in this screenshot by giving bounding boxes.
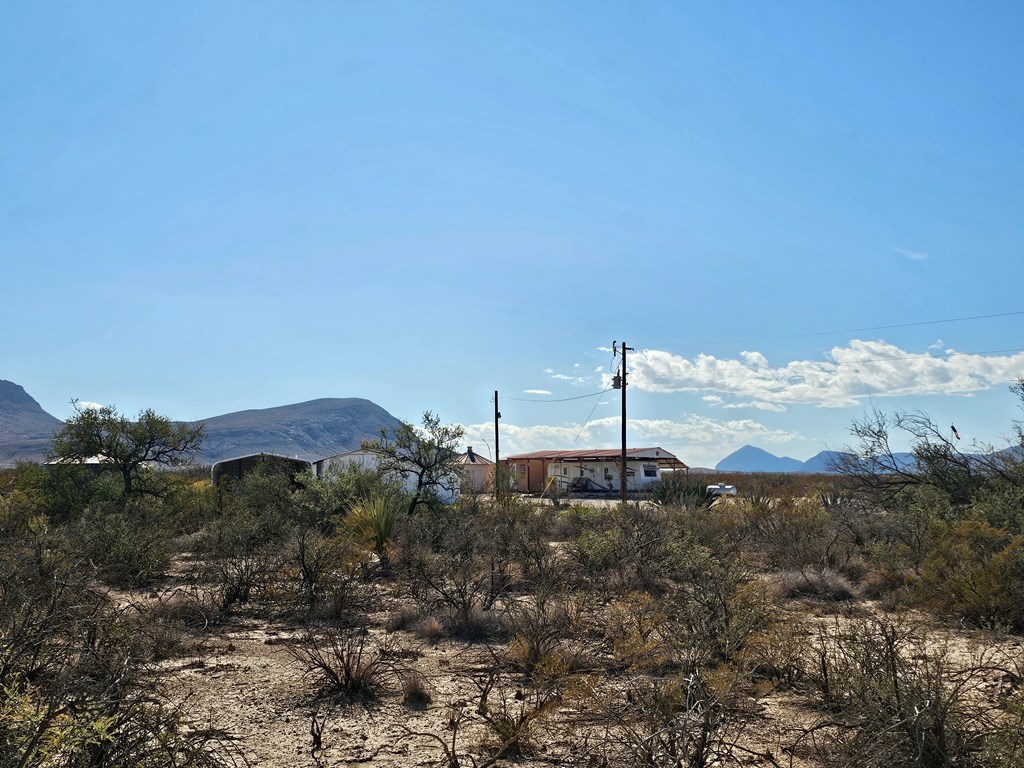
[714,445,922,474]
[0,380,404,467]
[716,445,803,473]
[196,398,403,464]
[799,450,853,474]
[0,380,63,465]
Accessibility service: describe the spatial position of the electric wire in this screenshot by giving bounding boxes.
[679,309,1024,349]
[836,347,1024,367]
[503,388,613,403]
[569,388,609,450]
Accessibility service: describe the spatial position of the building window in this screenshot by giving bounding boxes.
[644,464,657,478]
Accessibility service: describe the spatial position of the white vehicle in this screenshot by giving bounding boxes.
[706,482,737,497]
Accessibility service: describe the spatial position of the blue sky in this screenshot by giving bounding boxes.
[3,2,1022,468]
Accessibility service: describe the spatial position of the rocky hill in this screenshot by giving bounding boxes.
[0,380,64,464]
[0,381,404,467]
[196,398,403,464]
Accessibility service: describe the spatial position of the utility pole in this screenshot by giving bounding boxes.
[613,341,633,505]
[494,390,501,497]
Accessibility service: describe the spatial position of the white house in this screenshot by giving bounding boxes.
[504,447,688,494]
[315,448,484,501]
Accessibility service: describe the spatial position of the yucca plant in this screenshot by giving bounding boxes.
[346,494,400,572]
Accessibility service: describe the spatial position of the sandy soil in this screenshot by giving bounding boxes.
[155,608,831,768]
[160,612,571,767]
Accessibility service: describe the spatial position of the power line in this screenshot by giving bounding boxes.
[839,346,1024,366]
[680,309,1024,349]
[569,388,609,450]
[503,388,613,403]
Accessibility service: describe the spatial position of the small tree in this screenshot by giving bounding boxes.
[50,401,205,497]
[361,411,464,515]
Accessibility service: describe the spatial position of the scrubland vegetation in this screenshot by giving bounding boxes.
[3,383,1024,767]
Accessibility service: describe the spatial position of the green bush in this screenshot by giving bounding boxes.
[917,519,1024,630]
[63,501,171,587]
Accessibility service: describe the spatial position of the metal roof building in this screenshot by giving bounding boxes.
[503,447,687,494]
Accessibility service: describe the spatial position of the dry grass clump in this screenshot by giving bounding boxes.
[285,625,401,700]
[401,671,433,708]
[773,568,859,603]
[129,589,220,661]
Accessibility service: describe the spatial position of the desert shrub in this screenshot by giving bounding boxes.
[672,500,749,559]
[972,477,1024,535]
[286,625,400,700]
[128,589,219,660]
[39,463,123,522]
[738,617,811,689]
[473,656,571,760]
[503,596,590,677]
[570,524,627,596]
[743,496,840,572]
[0,465,46,535]
[412,662,569,768]
[286,526,366,621]
[401,670,432,707]
[581,668,757,768]
[200,465,299,612]
[916,519,1024,630]
[603,548,772,676]
[869,485,950,576]
[605,592,675,673]
[163,476,220,535]
[979,688,1024,766]
[552,502,607,540]
[494,497,562,601]
[567,504,685,595]
[0,530,238,767]
[394,499,515,639]
[774,568,858,603]
[62,500,171,587]
[667,545,773,669]
[804,616,993,768]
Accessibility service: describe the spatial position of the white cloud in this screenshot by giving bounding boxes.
[928,339,944,350]
[895,247,929,261]
[524,389,552,396]
[550,372,591,385]
[629,342,1024,408]
[722,400,787,412]
[702,395,723,405]
[77,401,104,410]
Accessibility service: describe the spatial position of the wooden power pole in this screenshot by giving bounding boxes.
[614,341,633,505]
[494,390,501,497]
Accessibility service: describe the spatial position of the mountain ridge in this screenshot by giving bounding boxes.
[0,380,64,464]
[0,381,403,467]
[716,444,920,474]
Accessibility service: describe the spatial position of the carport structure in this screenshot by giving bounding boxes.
[211,453,312,485]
